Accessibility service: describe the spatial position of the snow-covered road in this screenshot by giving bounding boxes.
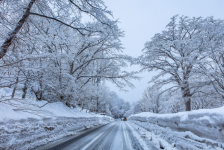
[38,121,159,150]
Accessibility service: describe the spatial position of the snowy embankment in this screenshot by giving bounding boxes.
[0,89,112,149]
[129,107,224,149]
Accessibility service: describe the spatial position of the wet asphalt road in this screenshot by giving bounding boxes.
[36,121,157,150]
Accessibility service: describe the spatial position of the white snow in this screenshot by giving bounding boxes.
[93,113,114,124]
[129,122,177,150]
[0,88,112,150]
[126,122,149,149]
[129,107,224,149]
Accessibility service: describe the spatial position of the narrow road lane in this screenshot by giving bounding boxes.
[39,121,157,150]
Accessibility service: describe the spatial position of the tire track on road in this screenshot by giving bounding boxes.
[127,122,158,150]
[122,122,133,150]
[125,122,144,150]
[84,123,117,150]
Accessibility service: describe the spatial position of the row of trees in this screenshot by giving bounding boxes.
[134,15,224,112]
[3,1,223,115]
[74,84,130,118]
[0,0,137,113]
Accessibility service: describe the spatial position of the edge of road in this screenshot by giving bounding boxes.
[34,123,111,150]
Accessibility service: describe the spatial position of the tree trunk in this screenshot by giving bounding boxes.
[97,96,99,113]
[155,97,159,113]
[11,77,19,98]
[0,0,36,59]
[222,96,224,106]
[22,79,28,99]
[185,98,191,111]
[36,58,43,101]
[181,83,191,111]
[59,60,64,102]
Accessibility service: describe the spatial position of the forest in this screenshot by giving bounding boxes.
[1,0,224,117]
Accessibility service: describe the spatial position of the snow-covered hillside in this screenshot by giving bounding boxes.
[0,88,112,149]
[129,108,224,149]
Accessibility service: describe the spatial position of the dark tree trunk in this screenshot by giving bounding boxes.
[97,97,99,113]
[11,77,19,98]
[181,83,191,111]
[0,0,36,59]
[221,96,224,106]
[36,88,42,100]
[22,80,28,99]
[185,98,191,111]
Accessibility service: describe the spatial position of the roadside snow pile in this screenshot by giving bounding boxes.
[0,88,112,149]
[129,107,224,150]
[93,114,114,124]
[129,122,178,150]
[0,116,99,150]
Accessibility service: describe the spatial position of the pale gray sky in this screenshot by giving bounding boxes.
[105,0,224,103]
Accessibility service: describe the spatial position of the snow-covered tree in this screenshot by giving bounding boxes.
[0,0,116,59]
[196,18,224,100]
[139,86,165,113]
[137,15,224,111]
[0,0,138,111]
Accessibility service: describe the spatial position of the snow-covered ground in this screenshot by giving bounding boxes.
[0,88,112,149]
[129,107,224,149]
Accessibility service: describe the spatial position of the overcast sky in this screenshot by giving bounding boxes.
[104,0,224,103]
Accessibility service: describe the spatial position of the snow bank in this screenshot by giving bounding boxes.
[0,116,99,149]
[93,114,114,124]
[129,107,224,149]
[0,89,112,149]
